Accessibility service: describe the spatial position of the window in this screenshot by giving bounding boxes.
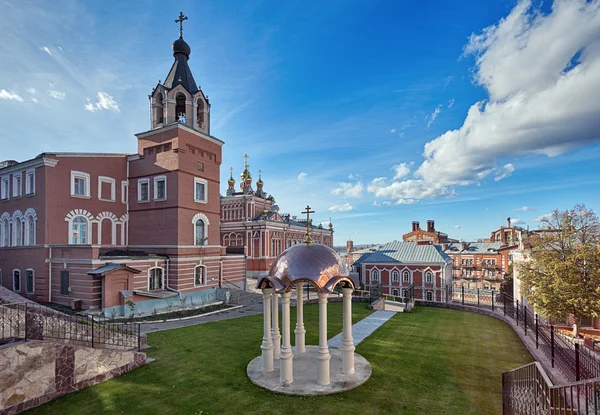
[197,98,205,129]
[195,219,205,246]
[138,178,149,202]
[70,171,91,198]
[0,218,8,247]
[25,269,34,294]
[194,265,206,286]
[148,268,163,291]
[60,270,70,295]
[71,216,88,244]
[13,269,20,292]
[175,93,186,123]
[14,219,22,246]
[425,271,433,284]
[98,176,116,201]
[197,161,204,172]
[13,174,22,198]
[155,93,164,123]
[403,270,410,282]
[194,178,207,203]
[27,215,35,245]
[0,176,8,199]
[392,289,399,297]
[154,176,167,200]
[25,169,35,195]
[392,271,399,282]
[371,269,379,281]
[121,181,128,204]
[426,291,433,301]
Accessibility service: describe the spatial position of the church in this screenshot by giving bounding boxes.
[0,15,266,315]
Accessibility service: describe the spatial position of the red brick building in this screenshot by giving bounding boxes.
[353,241,453,302]
[0,29,246,315]
[402,220,455,244]
[220,166,334,277]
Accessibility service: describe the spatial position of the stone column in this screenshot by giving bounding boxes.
[317,292,331,386]
[294,282,306,353]
[261,288,274,372]
[342,287,355,375]
[280,291,294,386]
[272,293,281,359]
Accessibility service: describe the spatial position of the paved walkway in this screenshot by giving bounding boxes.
[328,310,397,349]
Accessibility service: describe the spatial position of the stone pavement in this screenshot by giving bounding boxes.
[328,310,397,349]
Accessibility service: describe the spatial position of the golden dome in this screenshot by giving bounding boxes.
[257,178,264,187]
[228,176,235,185]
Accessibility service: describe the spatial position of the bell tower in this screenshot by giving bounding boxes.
[149,12,210,134]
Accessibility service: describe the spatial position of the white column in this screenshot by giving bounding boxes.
[261,288,274,372]
[341,287,355,375]
[280,291,293,386]
[317,292,331,386]
[294,282,306,353]
[272,292,281,359]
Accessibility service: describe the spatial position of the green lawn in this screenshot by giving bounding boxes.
[26,305,531,415]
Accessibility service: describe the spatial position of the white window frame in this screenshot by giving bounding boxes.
[426,291,433,301]
[13,218,23,246]
[392,288,399,297]
[98,176,116,202]
[13,269,20,292]
[153,176,167,201]
[25,169,35,195]
[13,174,22,198]
[392,270,399,282]
[403,270,410,282]
[70,216,90,245]
[147,267,164,291]
[371,269,379,282]
[121,181,128,204]
[425,271,433,284]
[137,178,150,202]
[70,171,91,198]
[0,176,8,199]
[25,268,34,294]
[25,214,36,246]
[194,177,208,203]
[194,264,207,287]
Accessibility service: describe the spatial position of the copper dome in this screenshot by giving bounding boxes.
[257,243,356,293]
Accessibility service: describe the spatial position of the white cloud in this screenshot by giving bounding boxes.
[31,97,39,104]
[26,88,36,95]
[367,177,455,201]
[382,201,392,206]
[494,163,515,181]
[331,181,363,198]
[448,98,455,108]
[510,218,525,225]
[48,90,66,100]
[392,162,412,180]
[534,213,552,222]
[390,128,396,133]
[395,198,417,205]
[348,173,360,180]
[84,91,119,112]
[426,105,442,129]
[296,172,307,183]
[328,203,354,212]
[513,206,536,212]
[40,46,52,55]
[372,200,381,207]
[453,225,464,229]
[0,89,23,101]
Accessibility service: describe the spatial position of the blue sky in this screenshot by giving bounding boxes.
[1,0,600,244]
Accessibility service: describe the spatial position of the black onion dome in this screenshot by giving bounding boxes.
[172,37,191,58]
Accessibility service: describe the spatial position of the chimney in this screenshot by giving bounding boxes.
[507,217,511,228]
[346,240,354,253]
[442,243,448,250]
[461,242,467,251]
[427,220,435,233]
[411,221,418,232]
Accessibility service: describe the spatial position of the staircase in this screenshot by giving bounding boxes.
[222,279,263,312]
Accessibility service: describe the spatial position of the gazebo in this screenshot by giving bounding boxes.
[247,241,372,395]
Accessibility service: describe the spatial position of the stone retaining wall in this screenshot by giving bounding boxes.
[0,341,146,415]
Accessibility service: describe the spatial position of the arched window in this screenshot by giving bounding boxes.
[426,291,433,301]
[71,216,88,244]
[0,218,8,247]
[148,267,163,291]
[156,93,164,123]
[371,269,379,281]
[194,265,206,286]
[27,215,35,245]
[195,219,206,246]
[14,220,22,246]
[392,270,399,282]
[197,98,205,128]
[13,269,20,292]
[425,271,433,284]
[175,93,186,123]
[392,289,399,297]
[403,270,410,282]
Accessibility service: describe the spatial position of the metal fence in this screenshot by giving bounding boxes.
[502,361,600,414]
[0,302,142,351]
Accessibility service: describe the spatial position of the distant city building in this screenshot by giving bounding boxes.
[353,241,453,302]
[402,220,456,244]
[343,240,380,269]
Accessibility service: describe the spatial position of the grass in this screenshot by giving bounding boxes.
[25,304,531,415]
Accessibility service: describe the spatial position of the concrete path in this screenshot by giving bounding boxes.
[328,310,397,349]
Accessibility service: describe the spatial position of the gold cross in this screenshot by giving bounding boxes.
[302,205,315,245]
[229,167,233,177]
[175,12,188,38]
[258,169,262,179]
[243,154,249,169]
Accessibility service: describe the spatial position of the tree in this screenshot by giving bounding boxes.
[500,263,514,298]
[519,204,600,337]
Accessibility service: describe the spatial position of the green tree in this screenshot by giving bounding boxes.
[519,204,600,337]
[500,263,514,298]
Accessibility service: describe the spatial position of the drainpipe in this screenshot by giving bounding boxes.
[48,245,52,303]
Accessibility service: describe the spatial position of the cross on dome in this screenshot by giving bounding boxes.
[175,12,188,38]
[302,205,315,245]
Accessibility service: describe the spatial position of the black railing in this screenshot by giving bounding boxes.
[0,302,141,351]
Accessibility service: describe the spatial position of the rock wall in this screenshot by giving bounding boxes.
[0,341,146,415]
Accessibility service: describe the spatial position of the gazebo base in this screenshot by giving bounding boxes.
[247,346,372,396]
